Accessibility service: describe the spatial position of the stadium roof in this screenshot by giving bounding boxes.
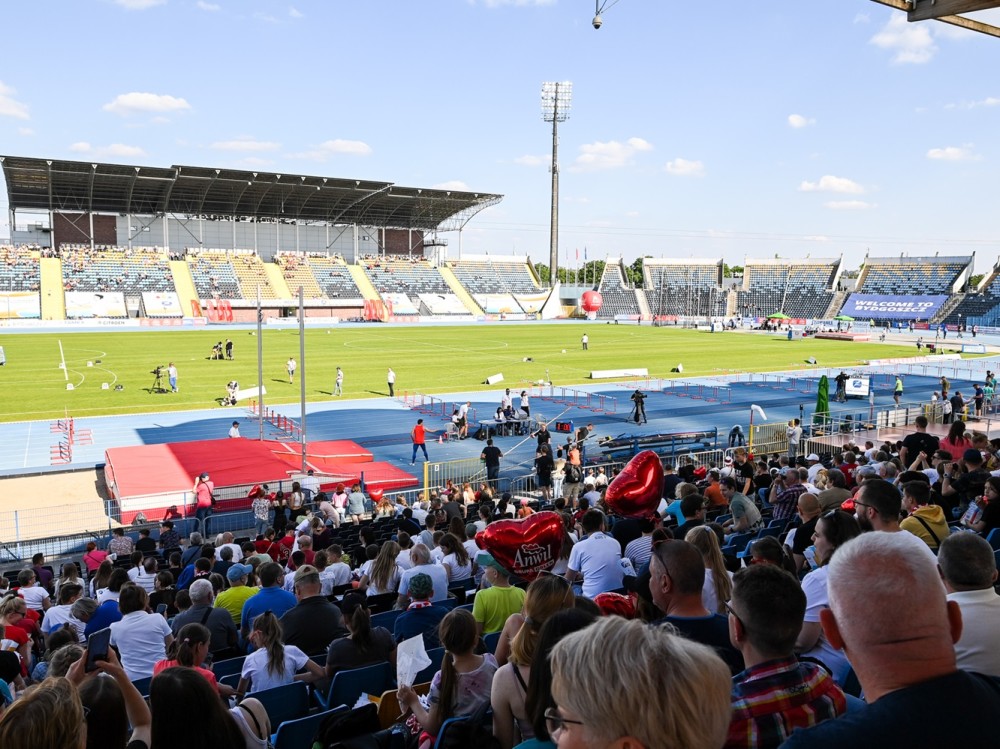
[0,155,503,232]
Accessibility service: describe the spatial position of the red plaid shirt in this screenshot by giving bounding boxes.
[725,656,847,749]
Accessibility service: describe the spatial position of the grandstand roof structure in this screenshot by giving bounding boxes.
[0,155,503,232]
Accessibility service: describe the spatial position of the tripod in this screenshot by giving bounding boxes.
[150,370,166,394]
[630,402,647,424]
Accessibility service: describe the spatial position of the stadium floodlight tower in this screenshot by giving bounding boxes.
[541,81,572,287]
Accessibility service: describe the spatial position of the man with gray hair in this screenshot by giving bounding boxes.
[280,565,347,654]
[938,532,1000,678]
[180,531,203,567]
[170,578,238,655]
[783,532,1000,747]
[396,543,449,608]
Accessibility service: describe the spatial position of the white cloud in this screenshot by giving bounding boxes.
[114,0,166,8]
[433,180,470,191]
[945,96,1000,110]
[574,137,653,171]
[210,137,281,152]
[825,201,875,210]
[665,157,705,177]
[196,1,220,10]
[18,127,33,136]
[289,6,303,18]
[232,157,275,168]
[870,15,937,64]
[103,92,192,116]
[927,144,980,161]
[853,12,870,24]
[69,142,146,158]
[799,175,865,194]
[514,154,547,167]
[287,139,373,161]
[0,81,29,120]
[787,114,815,128]
[253,11,278,22]
[625,210,640,218]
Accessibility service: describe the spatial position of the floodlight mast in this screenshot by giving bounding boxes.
[541,81,572,288]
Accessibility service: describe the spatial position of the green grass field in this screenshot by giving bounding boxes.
[0,325,929,422]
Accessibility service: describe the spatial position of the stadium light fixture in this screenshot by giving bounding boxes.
[541,81,572,288]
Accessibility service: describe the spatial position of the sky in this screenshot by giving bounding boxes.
[1,0,998,273]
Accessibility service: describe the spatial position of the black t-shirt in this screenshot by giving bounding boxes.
[398,517,421,537]
[674,519,704,540]
[901,431,940,460]
[658,614,744,675]
[782,670,1000,748]
[481,445,502,468]
[442,501,464,522]
[610,517,642,554]
[953,468,990,507]
[663,474,683,500]
[135,537,157,554]
[536,429,551,447]
[791,516,819,556]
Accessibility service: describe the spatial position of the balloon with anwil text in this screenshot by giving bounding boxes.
[476,511,564,582]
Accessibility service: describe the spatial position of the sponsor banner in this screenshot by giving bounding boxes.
[841,294,947,320]
[141,291,183,317]
[65,291,127,318]
[417,293,469,315]
[0,292,41,319]
[476,293,521,315]
[382,292,419,315]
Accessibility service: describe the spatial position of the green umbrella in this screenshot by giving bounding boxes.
[814,374,830,427]
[834,314,855,321]
[768,312,790,319]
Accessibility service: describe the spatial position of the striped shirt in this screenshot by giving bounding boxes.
[725,656,846,749]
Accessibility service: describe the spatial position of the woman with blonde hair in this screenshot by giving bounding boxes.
[495,572,576,667]
[685,525,733,615]
[359,540,403,596]
[0,677,87,749]
[812,469,829,491]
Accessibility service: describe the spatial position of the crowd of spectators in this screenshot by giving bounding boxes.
[2,431,1000,747]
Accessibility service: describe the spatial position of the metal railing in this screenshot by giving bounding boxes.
[528,384,617,414]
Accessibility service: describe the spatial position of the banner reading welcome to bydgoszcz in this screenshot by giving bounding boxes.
[841,294,948,320]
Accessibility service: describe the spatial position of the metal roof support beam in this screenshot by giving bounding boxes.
[871,0,1000,37]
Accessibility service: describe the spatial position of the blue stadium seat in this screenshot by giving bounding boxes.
[317,660,394,711]
[273,706,345,749]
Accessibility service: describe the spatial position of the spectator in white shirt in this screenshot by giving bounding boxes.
[40,582,87,643]
[566,510,625,598]
[17,569,51,612]
[128,556,159,594]
[397,544,450,607]
[109,582,174,681]
[939,532,1000,677]
[214,532,244,563]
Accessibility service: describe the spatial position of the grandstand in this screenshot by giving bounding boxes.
[593,259,642,319]
[449,256,540,295]
[944,264,1000,327]
[186,249,243,300]
[0,245,40,291]
[61,245,176,294]
[643,258,725,318]
[855,255,971,297]
[737,258,841,320]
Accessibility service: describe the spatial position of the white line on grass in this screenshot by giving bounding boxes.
[58,340,68,381]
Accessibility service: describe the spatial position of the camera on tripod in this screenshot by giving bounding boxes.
[151,366,165,376]
[631,390,647,404]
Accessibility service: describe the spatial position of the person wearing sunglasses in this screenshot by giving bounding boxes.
[547,615,731,749]
[794,510,860,686]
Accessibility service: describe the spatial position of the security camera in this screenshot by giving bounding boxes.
[593,14,602,29]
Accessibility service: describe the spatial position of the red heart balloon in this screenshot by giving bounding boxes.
[476,511,564,581]
[605,450,663,518]
[593,592,637,619]
[369,487,384,501]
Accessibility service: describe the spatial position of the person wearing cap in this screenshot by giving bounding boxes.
[193,471,215,533]
[942,447,991,512]
[472,553,526,636]
[769,466,807,522]
[279,565,348,655]
[228,420,241,439]
[393,572,450,648]
[215,563,259,625]
[170,578,239,657]
[806,454,824,484]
